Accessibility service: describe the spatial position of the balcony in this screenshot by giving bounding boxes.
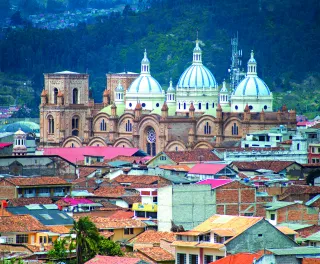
[132,203,158,212]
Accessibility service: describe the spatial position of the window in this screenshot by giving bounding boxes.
[53,88,58,104]
[39,236,47,244]
[124,228,134,235]
[264,105,268,110]
[258,234,263,237]
[142,103,146,107]
[297,143,300,150]
[276,136,280,140]
[153,196,157,203]
[160,155,166,161]
[125,120,132,132]
[72,116,79,136]
[310,242,316,247]
[156,103,159,107]
[212,103,215,108]
[244,213,254,216]
[177,253,186,264]
[204,122,211,135]
[270,213,276,220]
[129,103,132,107]
[16,234,28,244]
[184,102,186,109]
[189,254,198,264]
[235,105,238,110]
[249,105,253,110]
[48,116,54,134]
[40,214,53,220]
[231,123,239,135]
[216,256,223,260]
[100,119,107,131]
[73,88,79,104]
[198,103,201,110]
[204,255,213,264]
[206,102,209,110]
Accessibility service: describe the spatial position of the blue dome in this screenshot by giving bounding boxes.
[177,64,217,88]
[127,75,163,94]
[233,76,271,96]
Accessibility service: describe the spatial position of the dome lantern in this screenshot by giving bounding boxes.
[247,50,257,76]
[193,39,202,65]
[141,49,150,75]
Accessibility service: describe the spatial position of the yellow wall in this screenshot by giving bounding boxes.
[111,228,145,242]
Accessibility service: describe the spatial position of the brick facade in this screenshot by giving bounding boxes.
[276,204,319,225]
[0,180,16,200]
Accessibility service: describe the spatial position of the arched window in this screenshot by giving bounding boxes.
[204,122,211,135]
[48,116,54,134]
[178,102,181,109]
[206,103,209,110]
[125,120,132,132]
[297,143,300,151]
[231,123,239,135]
[100,119,107,131]
[146,127,156,156]
[54,88,58,104]
[72,116,79,136]
[184,102,186,110]
[73,88,79,104]
[198,103,201,110]
[212,103,215,108]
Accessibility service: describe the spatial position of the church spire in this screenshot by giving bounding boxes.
[247,50,257,76]
[141,49,150,75]
[193,39,202,65]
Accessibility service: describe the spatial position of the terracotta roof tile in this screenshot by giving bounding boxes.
[74,216,146,229]
[232,161,296,173]
[85,255,141,264]
[111,155,150,164]
[109,211,134,219]
[276,226,298,235]
[100,201,124,211]
[99,231,114,239]
[113,175,164,185]
[78,167,97,178]
[129,230,175,244]
[122,196,142,205]
[164,149,220,163]
[209,253,262,264]
[158,165,191,172]
[137,247,174,262]
[93,186,126,198]
[4,176,70,186]
[7,197,53,207]
[47,225,70,234]
[279,185,320,200]
[0,215,47,232]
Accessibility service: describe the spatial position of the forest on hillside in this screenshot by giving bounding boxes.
[0,0,320,116]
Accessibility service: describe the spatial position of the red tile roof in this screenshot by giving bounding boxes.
[209,253,262,264]
[0,215,47,232]
[232,161,297,173]
[4,176,70,186]
[93,186,126,198]
[137,247,175,262]
[113,175,163,185]
[85,255,141,264]
[43,146,143,163]
[109,210,134,219]
[74,216,146,229]
[0,143,13,149]
[47,225,70,234]
[158,165,191,172]
[7,197,53,207]
[279,185,320,200]
[164,149,220,163]
[122,196,142,205]
[196,179,233,189]
[129,230,175,244]
[188,163,228,175]
[78,167,97,178]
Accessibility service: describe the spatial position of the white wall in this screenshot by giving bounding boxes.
[157,185,173,231]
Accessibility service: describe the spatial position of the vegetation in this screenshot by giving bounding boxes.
[0,0,320,116]
[306,169,320,186]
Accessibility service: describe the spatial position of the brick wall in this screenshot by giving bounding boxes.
[256,196,273,217]
[0,179,16,200]
[277,204,319,225]
[295,225,320,238]
[215,181,257,216]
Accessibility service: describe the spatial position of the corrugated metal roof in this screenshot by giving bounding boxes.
[267,247,320,255]
[305,231,320,242]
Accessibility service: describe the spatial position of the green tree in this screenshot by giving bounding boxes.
[48,238,68,262]
[97,238,123,257]
[306,169,320,186]
[71,216,100,264]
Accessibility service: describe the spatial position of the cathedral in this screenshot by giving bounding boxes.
[39,40,296,155]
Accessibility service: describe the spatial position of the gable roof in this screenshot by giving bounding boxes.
[209,253,262,264]
[137,247,175,262]
[279,185,320,200]
[76,216,146,229]
[84,255,144,264]
[158,165,191,172]
[163,149,220,163]
[0,215,47,232]
[4,176,70,186]
[93,185,126,198]
[113,175,164,185]
[43,146,146,163]
[6,204,74,226]
[196,179,233,189]
[188,163,228,175]
[232,161,297,173]
[129,230,175,244]
[305,231,320,242]
[7,197,53,207]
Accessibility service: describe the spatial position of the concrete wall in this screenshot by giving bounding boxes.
[226,219,297,254]
[158,185,173,231]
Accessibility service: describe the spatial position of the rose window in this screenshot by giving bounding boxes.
[147,128,156,143]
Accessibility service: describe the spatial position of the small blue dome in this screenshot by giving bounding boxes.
[233,76,271,96]
[177,64,217,88]
[127,75,163,94]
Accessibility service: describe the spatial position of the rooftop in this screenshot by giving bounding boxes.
[137,247,174,262]
[7,197,53,207]
[0,215,47,232]
[188,163,228,175]
[75,216,146,229]
[305,231,320,242]
[267,247,320,255]
[264,201,297,210]
[84,255,144,264]
[196,179,233,189]
[129,230,175,244]
[209,253,262,264]
[3,176,70,186]
[163,149,220,163]
[232,161,296,173]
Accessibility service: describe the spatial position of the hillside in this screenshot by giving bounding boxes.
[0,0,320,117]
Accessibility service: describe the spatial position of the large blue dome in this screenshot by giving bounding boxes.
[233,76,271,96]
[127,75,163,94]
[177,64,218,89]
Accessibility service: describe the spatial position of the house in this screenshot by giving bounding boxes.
[0,143,13,155]
[264,201,319,225]
[0,176,72,200]
[5,204,74,227]
[187,163,237,180]
[85,255,149,264]
[157,184,216,231]
[147,149,220,168]
[134,247,175,264]
[172,214,297,264]
[231,160,303,179]
[55,197,103,212]
[132,188,158,219]
[276,223,320,238]
[6,197,53,207]
[148,165,191,179]
[308,143,320,163]
[0,215,58,247]
[113,174,172,188]
[278,185,320,204]
[305,231,320,247]
[76,216,146,242]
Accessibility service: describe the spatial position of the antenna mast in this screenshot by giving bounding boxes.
[230,32,245,92]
